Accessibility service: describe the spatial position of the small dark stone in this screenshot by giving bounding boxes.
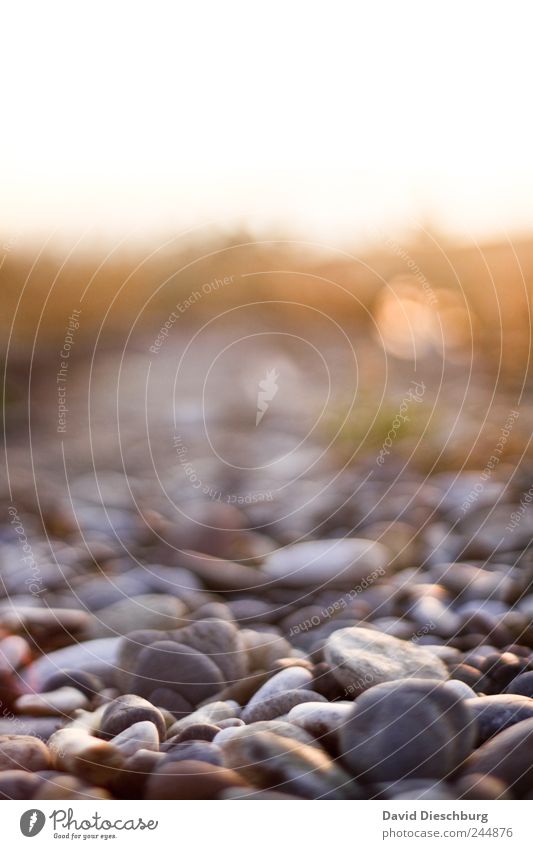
[41,669,104,699]
[170,723,220,744]
[506,671,533,697]
[241,689,327,724]
[131,641,224,708]
[100,694,166,741]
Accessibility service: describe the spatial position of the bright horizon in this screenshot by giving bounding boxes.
[2,0,533,247]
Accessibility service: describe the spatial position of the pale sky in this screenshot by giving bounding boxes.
[1,0,533,246]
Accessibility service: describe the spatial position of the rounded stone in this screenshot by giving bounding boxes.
[506,671,533,697]
[222,731,362,799]
[41,669,104,699]
[241,689,327,724]
[462,717,533,796]
[0,735,51,772]
[161,741,222,766]
[262,538,390,587]
[246,666,313,709]
[100,694,166,741]
[325,627,448,695]
[131,641,224,707]
[465,695,533,743]
[170,723,220,744]
[145,759,248,799]
[339,680,476,783]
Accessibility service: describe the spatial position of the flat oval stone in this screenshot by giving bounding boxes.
[241,689,327,724]
[214,720,317,748]
[325,627,448,695]
[465,695,533,744]
[15,687,89,716]
[246,667,313,709]
[100,694,166,741]
[339,680,476,783]
[145,759,248,799]
[222,731,363,799]
[21,638,120,692]
[131,641,224,707]
[111,721,160,757]
[0,735,51,771]
[287,701,353,737]
[262,538,390,587]
[462,717,533,796]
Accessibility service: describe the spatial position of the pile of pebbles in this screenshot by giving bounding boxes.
[1,491,533,800]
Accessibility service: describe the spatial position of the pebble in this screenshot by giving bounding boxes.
[130,640,224,710]
[339,680,476,783]
[47,728,126,785]
[0,735,51,772]
[222,730,363,799]
[100,694,166,741]
[287,701,353,737]
[462,717,533,796]
[34,773,112,800]
[241,689,327,724]
[161,741,222,766]
[214,720,317,748]
[15,686,89,716]
[111,721,160,757]
[21,638,120,691]
[145,759,249,799]
[241,630,294,671]
[465,695,533,743]
[0,769,43,799]
[325,627,448,694]
[169,618,249,684]
[167,702,240,736]
[245,666,313,708]
[262,538,390,587]
[506,671,533,697]
[169,723,220,744]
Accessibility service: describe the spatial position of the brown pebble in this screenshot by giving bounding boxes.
[145,759,249,799]
[34,773,111,800]
[0,735,51,772]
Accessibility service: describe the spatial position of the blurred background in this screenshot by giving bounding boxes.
[2,1,533,555]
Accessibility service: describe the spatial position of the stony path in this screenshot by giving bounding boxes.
[1,328,533,800]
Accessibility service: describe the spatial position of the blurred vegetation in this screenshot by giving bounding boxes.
[2,229,532,383]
